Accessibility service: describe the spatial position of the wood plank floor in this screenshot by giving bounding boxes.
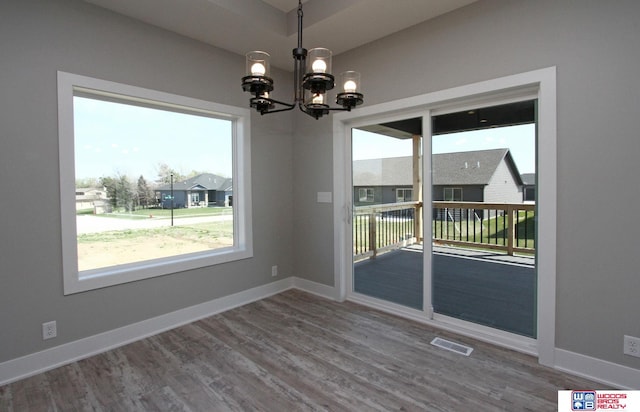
[0,290,604,411]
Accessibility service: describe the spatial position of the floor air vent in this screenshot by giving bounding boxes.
[430,337,473,356]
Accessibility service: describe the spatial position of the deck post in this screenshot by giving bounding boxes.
[369,212,377,258]
[412,134,422,242]
[507,205,515,256]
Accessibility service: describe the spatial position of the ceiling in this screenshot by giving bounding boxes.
[83,0,477,70]
[261,0,309,13]
[359,100,536,139]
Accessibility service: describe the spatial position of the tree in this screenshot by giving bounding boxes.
[100,174,135,212]
[136,175,154,208]
[186,169,207,179]
[99,176,117,211]
[156,163,184,184]
[116,174,135,212]
[75,177,100,188]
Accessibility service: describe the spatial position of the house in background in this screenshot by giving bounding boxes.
[521,173,536,202]
[155,173,232,208]
[353,148,524,206]
[75,188,109,214]
[432,148,523,204]
[353,156,414,206]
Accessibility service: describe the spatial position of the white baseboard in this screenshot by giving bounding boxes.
[554,348,640,390]
[0,277,294,386]
[291,277,337,300]
[3,278,638,392]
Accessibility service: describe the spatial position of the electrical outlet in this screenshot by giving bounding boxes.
[271,265,278,277]
[42,321,57,340]
[623,335,640,358]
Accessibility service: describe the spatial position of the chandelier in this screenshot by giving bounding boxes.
[241,0,364,119]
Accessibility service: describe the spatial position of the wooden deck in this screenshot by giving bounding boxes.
[354,245,536,337]
[0,290,602,411]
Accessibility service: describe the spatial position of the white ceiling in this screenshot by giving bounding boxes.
[84,0,477,70]
[261,0,309,13]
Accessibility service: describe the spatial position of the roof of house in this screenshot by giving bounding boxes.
[521,173,536,185]
[353,148,524,187]
[432,148,523,186]
[156,173,232,191]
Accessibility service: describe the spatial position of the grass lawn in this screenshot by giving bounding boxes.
[78,206,233,219]
[432,211,535,249]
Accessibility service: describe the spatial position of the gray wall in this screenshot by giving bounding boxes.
[2,0,639,376]
[0,0,293,363]
[292,0,640,369]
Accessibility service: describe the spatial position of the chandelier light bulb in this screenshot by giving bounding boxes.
[312,93,324,104]
[311,59,327,73]
[343,80,357,93]
[251,62,266,76]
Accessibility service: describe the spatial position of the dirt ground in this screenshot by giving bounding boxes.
[78,234,233,272]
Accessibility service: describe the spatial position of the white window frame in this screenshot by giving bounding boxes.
[396,188,413,202]
[358,188,374,202]
[444,187,463,201]
[58,71,253,295]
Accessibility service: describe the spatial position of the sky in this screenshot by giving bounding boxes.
[73,96,233,181]
[352,123,536,174]
[74,95,536,184]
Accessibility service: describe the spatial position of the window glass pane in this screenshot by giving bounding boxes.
[358,188,375,202]
[444,188,452,201]
[73,96,234,272]
[397,188,413,202]
[443,187,462,201]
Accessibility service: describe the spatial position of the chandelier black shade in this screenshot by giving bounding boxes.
[241,0,363,119]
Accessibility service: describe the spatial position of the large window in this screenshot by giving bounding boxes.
[58,72,252,294]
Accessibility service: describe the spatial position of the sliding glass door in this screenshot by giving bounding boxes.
[345,100,538,339]
[351,118,424,310]
[430,100,538,338]
[337,68,556,361]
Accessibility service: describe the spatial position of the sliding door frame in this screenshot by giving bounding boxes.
[333,67,557,366]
